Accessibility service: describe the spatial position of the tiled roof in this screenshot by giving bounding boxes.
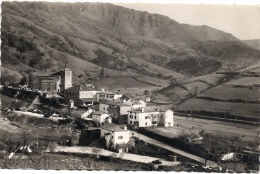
[93,111,102,115]
[98,91,122,95]
[129,106,168,113]
[101,123,126,132]
[116,143,128,148]
[80,98,97,102]
[30,72,51,76]
[41,79,58,83]
[65,85,97,92]
[100,99,130,106]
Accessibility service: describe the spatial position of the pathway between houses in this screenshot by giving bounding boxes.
[53,146,180,166]
[132,132,218,168]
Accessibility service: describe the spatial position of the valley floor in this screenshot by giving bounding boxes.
[145,115,258,142]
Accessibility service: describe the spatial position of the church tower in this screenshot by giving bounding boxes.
[60,68,72,93]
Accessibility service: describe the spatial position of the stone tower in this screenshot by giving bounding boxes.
[60,68,72,93]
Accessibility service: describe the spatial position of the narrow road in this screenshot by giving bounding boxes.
[53,146,180,166]
[132,132,218,168]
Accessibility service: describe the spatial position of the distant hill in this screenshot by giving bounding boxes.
[243,39,260,50]
[2,2,260,82]
[182,24,239,42]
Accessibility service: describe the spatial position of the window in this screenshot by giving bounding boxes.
[130,115,133,119]
[145,122,147,125]
[118,136,123,139]
[103,108,105,110]
[112,136,113,139]
[107,108,108,111]
[130,121,132,124]
[134,116,136,119]
[152,121,157,124]
[145,116,150,119]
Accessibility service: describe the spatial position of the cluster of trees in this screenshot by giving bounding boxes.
[1,70,21,86]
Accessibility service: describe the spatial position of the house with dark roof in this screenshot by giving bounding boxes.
[28,68,72,93]
[99,99,146,124]
[100,123,131,153]
[127,106,174,128]
[64,85,100,106]
[92,111,111,125]
[96,90,123,102]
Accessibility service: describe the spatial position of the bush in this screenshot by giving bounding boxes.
[99,155,114,162]
[152,160,162,164]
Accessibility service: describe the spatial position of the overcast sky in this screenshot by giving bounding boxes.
[113,3,260,40]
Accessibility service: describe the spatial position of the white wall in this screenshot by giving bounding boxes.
[97,93,122,102]
[92,113,110,124]
[164,110,174,127]
[100,129,111,137]
[138,112,160,127]
[79,91,99,99]
[99,103,110,114]
[112,131,130,149]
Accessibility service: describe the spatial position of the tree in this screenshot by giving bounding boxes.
[98,67,105,79]
[144,90,151,96]
[19,76,28,85]
[194,86,199,96]
[157,73,163,79]
[19,131,34,147]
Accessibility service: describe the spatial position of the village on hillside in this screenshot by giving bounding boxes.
[1,68,259,172]
[1,2,260,172]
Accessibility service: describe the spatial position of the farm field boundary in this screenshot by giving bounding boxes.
[175,112,260,126]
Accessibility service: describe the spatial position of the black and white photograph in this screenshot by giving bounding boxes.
[0,0,259,172]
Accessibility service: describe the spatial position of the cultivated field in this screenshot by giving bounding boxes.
[183,81,210,94]
[94,76,169,97]
[224,76,260,86]
[177,98,260,120]
[130,58,185,78]
[160,86,190,103]
[199,86,260,102]
[182,74,226,85]
[133,76,170,87]
[144,115,259,141]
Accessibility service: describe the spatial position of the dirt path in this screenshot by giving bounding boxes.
[132,132,218,168]
[53,146,180,166]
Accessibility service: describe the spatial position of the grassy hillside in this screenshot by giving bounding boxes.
[175,72,260,121]
[2,1,260,81]
[243,39,260,50]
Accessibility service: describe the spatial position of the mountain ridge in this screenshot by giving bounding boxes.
[2,2,260,83]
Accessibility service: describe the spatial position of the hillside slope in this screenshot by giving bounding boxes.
[2,2,260,81]
[243,39,260,50]
[182,24,239,42]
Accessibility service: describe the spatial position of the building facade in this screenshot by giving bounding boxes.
[127,107,174,128]
[28,68,72,93]
[64,85,100,106]
[99,100,146,124]
[100,123,131,152]
[97,91,123,102]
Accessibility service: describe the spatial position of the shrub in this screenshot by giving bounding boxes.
[152,160,162,164]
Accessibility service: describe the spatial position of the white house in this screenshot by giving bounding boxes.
[97,91,123,102]
[81,108,94,120]
[99,99,146,124]
[127,106,174,128]
[92,111,111,124]
[64,85,100,106]
[100,123,131,153]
